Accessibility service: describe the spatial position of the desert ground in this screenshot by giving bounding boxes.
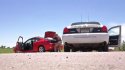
[0,52,125,70]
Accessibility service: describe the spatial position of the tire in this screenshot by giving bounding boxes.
[98,45,108,52]
[103,45,108,52]
[64,45,70,52]
[98,42,108,52]
[72,47,77,52]
[97,47,103,52]
[38,46,45,52]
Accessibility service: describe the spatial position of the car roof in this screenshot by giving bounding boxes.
[31,37,43,39]
[71,22,100,26]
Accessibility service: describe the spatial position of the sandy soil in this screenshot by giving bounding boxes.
[0,52,125,70]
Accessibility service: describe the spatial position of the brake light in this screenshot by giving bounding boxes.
[63,27,70,34]
[101,25,107,32]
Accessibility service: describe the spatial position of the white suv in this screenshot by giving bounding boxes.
[62,22,121,52]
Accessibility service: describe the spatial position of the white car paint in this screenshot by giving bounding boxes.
[62,22,109,47]
[62,33,109,44]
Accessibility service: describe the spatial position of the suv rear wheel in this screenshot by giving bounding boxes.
[98,42,108,52]
[103,45,108,52]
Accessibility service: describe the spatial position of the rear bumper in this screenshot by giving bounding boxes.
[62,33,109,45]
[66,42,106,48]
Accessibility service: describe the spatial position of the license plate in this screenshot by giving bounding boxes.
[81,28,90,33]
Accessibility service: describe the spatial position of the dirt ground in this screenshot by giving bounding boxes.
[0,52,125,70]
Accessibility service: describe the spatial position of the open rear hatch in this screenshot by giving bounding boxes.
[44,31,56,38]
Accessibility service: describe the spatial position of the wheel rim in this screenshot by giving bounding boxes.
[39,47,44,52]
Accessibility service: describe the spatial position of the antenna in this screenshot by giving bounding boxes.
[81,15,82,22]
[87,14,89,22]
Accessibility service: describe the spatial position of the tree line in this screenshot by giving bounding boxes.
[0,45,10,48]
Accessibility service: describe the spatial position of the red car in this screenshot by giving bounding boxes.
[13,31,57,53]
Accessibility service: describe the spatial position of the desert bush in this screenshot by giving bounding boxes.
[114,43,125,51]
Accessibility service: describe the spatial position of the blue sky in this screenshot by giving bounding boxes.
[0,0,125,47]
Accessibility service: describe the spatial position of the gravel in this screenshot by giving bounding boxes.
[0,52,125,70]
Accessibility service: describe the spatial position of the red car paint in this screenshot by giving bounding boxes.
[13,37,55,53]
[13,31,57,53]
[44,31,56,38]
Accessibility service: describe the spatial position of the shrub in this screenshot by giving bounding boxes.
[114,43,125,51]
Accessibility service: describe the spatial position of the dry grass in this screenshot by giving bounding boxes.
[0,48,14,53]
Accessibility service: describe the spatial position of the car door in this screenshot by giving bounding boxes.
[24,38,33,50]
[16,36,23,49]
[108,25,121,47]
[32,38,40,51]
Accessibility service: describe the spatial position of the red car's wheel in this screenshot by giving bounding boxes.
[38,46,45,52]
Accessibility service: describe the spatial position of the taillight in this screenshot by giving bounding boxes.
[101,25,107,32]
[63,27,70,34]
